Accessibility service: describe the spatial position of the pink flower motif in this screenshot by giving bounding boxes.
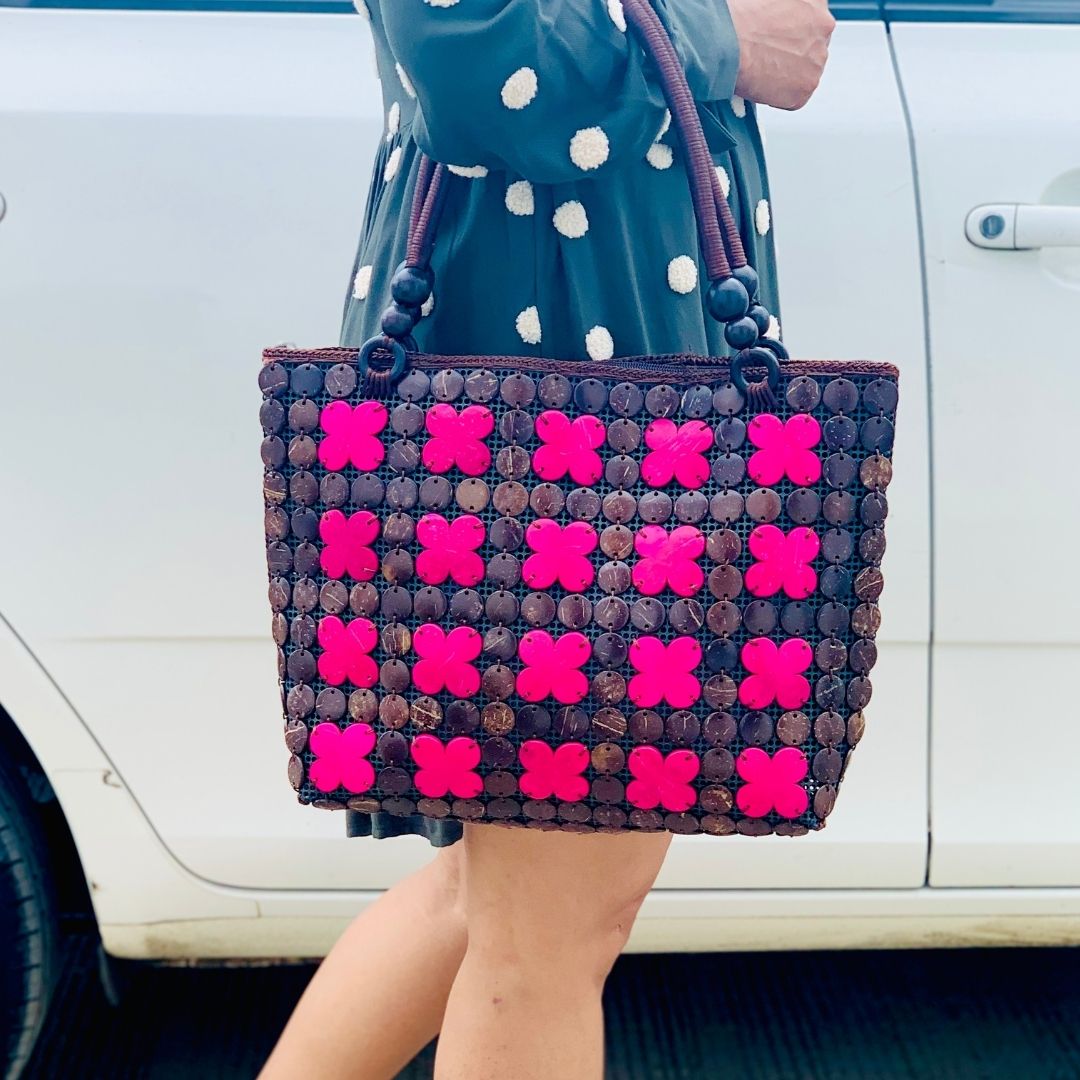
[532,411,605,485]
[421,403,494,476]
[518,740,590,801]
[738,637,812,710]
[411,734,483,799]
[308,721,376,794]
[735,747,809,818]
[640,419,713,489]
[516,630,591,705]
[631,525,705,597]
[744,525,820,600]
[415,514,486,587]
[318,509,380,581]
[521,519,597,592]
[318,400,388,471]
[412,623,483,697]
[626,746,700,812]
[317,616,378,688]
[746,413,822,486]
[628,636,702,709]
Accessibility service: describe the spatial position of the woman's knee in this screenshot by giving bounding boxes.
[462,826,670,982]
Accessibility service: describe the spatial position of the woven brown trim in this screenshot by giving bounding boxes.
[261,347,900,384]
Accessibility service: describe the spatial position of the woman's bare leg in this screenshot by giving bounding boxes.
[259,841,467,1080]
[434,824,672,1080]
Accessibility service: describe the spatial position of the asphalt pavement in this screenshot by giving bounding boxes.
[23,929,1080,1079]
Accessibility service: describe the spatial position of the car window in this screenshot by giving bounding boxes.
[884,0,1080,21]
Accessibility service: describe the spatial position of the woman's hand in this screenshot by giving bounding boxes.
[727,0,836,110]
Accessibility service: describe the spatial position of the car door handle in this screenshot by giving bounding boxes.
[965,204,1080,250]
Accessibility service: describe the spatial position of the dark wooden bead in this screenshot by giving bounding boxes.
[293,578,319,612]
[592,708,627,739]
[786,488,821,525]
[817,601,850,636]
[628,709,663,744]
[485,590,520,625]
[699,786,734,814]
[529,482,564,518]
[861,377,898,414]
[496,445,531,480]
[499,407,534,444]
[517,704,552,737]
[261,436,286,468]
[411,696,443,732]
[777,710,810,745]
[320,472,349,508]
[483,624,518,660]
[607,418,641,453]
[815,637,847,673]
[379,695,410,730]
[500,372,536,407]
[701,814,736,836]
[702,710,737,746]
[445,700,480,735]
[521,592,557,627]
[284,718,309,753]
[265,542,292,576]
[574,378,608,414]
[260,396,285,434]
[716,416,746,451]
[268,577,291,613]
[819,565,852,599]
[286,684,314,719]
[854,566,885,601]
[703,674,738,709]
[847,710,867,745]
[638,490,672,523]
[315,687,346,721]
[724,316,759,350]
[711,453,746,487]
[823,377,859,413]
[290,471,318,506]
[786,375,821,412]
[781,601,813,636]
[823,453,858,489]
[737,817,774,836]
[739,710,773,745]
[602,490,638,524]
[609,382,645,416]
[456,478,490,514]
[705,637,738,672]
[431,369,465,402]
[351,473,385,509]
[385,476,419,509]
[709,490,744,524]
[463,368,499,402]
[645,383,680,417]
[861,492,889,528]
[486,552,522,589]
[287,754,304,790]
[482,665,516,701]
[565,487,602,521]
[744,600,778,635]
[258,362,288,397]
[707,564,742,601]
[289,362,323,397]
[482,702,516,736]
[824,415,858,451]
[593,596,630,630]
[597,560,632,595]
[383,512,415,546]
[591,670,626,705]
[552,706,589,739]
[293,542,321,576]
[814,710,845,747]
[605,455,640,489]
[712,383,745,415]
[860,455,893,492]
[849,638,878,675]
[674,490,709,524]
[860,415,895,453]
[289,507,319,542]
[813,747,843,783]
[669,599,706,633]
[558,594,592,630]
[815,675,846,711]
[600,524,635,560]
[348,689,378,723]
[666,710,701,745]
[821,528,854,563]
[701,747,735,781]
[681,384,714,418]
[413,586,448,620]
[493,481,529,517]
[391,401,425,436]
[537,372,572,407]
[705,276,750,321]
[396,369,431,402]
[630,598,665,632]
[823,490,857,525]
[706,601,741,635]
[450,589,484,624]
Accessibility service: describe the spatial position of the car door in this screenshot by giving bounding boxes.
[0,0,930,892]
[888,0,1080,886]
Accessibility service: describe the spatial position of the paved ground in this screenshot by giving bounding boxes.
[23,930,1080,1079]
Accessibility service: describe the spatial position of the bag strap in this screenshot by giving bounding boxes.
[361,0,786,398]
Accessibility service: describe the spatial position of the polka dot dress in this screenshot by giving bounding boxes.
[340,0,779,847]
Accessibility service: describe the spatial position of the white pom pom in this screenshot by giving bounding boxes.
[607,0,626,31]
[715,165,731,198]
[585,325,614,361]
[552,200,589,238]
[569,127,609,171]
[421,293,435,318]
[505,180,535,216]
[386,101,400,142]
[501,67,538,110]
[767,315,780,339]
[395,62,416,99]
[667,255,698,295]
[731,95,747,118]
[516,306,542,345]
[755,198,771,236]
[383,146,403,182]
[352,265,373,300]
[447,164,489,178]
[646,142,673,170]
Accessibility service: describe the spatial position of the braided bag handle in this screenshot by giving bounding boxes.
[363,0,786,398]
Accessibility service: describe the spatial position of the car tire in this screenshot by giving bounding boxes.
[0,753,59,1079]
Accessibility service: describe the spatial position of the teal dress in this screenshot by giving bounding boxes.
[340,0,779,846]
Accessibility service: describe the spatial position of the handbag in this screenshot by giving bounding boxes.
[258,0,899,837]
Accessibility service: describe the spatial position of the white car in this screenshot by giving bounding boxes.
[1,1,1079,1073]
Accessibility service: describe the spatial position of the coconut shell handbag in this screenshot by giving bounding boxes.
[258,0,899,838]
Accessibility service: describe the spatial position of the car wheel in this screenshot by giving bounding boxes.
[0,752,59,1079]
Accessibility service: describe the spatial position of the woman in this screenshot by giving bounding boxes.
[260,0,834,1076]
